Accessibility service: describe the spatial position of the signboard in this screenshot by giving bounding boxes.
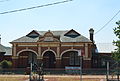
[65,66,80,74]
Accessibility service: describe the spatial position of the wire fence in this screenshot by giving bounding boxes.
[0,68,119,75]
[0,68,120,81]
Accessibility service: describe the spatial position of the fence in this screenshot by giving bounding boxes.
[0,68,120,81]
[0,68,109,75]
[0,68,119,74]
[0,68,26,74]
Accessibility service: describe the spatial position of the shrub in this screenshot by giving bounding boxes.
[0,60,12,68]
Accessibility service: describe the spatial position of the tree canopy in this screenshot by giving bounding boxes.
[112,20,120,61]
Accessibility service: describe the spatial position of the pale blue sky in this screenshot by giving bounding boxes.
[0,0,120,47]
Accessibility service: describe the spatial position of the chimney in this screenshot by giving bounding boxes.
[89,28,94,42]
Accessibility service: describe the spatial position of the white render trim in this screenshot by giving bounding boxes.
[38,45,41,56]
[83,57,91,60]
[12,56,18,59]
[17,48,38,56]
[13,44,16,56]
[61,45,84,47]
[85,43,88,58]
[60,49,81,58]
[57,47,60,57]
[40,44,59,47]
[18,45,37,47]
[41,49,57,57]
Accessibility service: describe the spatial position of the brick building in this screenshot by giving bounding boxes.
[10,29,95,69]
[0,44,12,62]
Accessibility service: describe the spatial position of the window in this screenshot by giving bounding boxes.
[69,52,80,65]
[70,52,74,65]
[26,30,39,38]
[64,29,80,38]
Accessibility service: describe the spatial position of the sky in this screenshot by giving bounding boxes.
[0,0,120,47]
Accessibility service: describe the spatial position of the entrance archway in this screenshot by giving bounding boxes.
[43,51,56,68]
[61,51,80,68]
[18,51,37,68]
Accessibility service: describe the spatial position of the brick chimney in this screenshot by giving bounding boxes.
[89,28,94,42]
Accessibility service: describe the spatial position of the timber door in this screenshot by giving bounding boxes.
[43,51,56,68]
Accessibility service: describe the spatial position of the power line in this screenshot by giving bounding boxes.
[0,0,73,14]
[95,9,120,35]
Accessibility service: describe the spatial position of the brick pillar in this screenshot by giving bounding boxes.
[37,56,43,65]
[83,60,91,69]
[56,57,61,68]
[12,56,18,68]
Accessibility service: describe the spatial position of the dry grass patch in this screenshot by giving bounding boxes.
[0,77,21,81]
[45,75,103,81]
[57,77,100,81]
[0,75,28,81]
[0,75,106,81]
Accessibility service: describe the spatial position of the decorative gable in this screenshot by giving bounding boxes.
[44,31,53,37]
[38,30,59,42]
[44,31,54,42]
[26,30,40,38]
[64,29,80,38]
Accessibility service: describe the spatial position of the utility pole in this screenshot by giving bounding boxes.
[106,61,109,81]
[30,62,32,81]
[78,50,82,81]
[80,56,82,81]
[117,61,119,81]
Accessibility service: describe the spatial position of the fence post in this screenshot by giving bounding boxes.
[30,63,32,81]
[106,61,109,81]
[117,62,119,81]
[80,56,82,81]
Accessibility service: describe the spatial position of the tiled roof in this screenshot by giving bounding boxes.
[4,47,12,55]
[37,30,68,36]
[0,44,12,55]
[0,44,6,52]
[96,43,117,53]
[11,30,92,43]
[60,35,91,42]
[12,36,39,43]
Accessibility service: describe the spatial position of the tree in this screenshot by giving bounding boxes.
[0,60,12,68]
[112,21,120,61]
[112,20,120,81]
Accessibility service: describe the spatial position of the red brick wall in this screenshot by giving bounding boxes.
[83,60,91,68]
[60,47,71,54]
[41,47,48,53]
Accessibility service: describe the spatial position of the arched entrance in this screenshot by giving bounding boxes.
[61,51,80,68]
[18,51,37,68]
[43,51,56,68]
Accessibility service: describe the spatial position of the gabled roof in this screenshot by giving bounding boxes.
[61,35,91,42]
[0,44,12,55]
[96,43,117,53]
[11,29,92,43]
[0,44,6,52]
[11,36,39,43]
[26,30,40,38]
[4,47,12,55]
[37,30,68,36]
[64,29,80,38]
